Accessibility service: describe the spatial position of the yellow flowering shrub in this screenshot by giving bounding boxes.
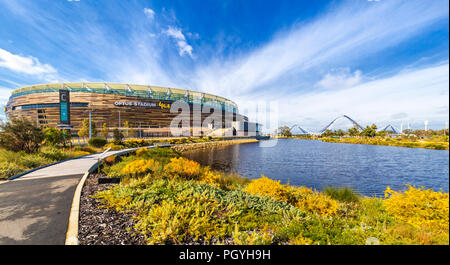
[200,168,221,185]
[290,186,340,217]
[124,138,147,147]
[384,185,449,232]
[135,148,148,156]
[244,175,291,202]
[163,157,201,180]
[121,159,160,177]
[244,176,339,216]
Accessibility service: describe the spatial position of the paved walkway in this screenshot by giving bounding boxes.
[0,148,137,245]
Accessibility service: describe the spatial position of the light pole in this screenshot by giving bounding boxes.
[89,110,92,139]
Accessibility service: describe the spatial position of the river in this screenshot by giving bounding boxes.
[182,139,449,196]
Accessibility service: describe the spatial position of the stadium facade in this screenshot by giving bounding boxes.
[5,83,260,137]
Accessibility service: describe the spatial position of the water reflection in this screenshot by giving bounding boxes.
[182,139,449,196]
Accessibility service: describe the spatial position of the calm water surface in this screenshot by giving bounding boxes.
[183,139,449,196]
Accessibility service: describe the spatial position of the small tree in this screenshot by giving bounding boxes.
[0,117,44,153]
[78,118,97,140]
[128,123,136,138]
[321,129,334,137]
[361,124,377,138]
[348,125,360,137]
[278,126,292,137]
[123,121,130,138]
[101,123,109,139]
[43,127,65,146]
[113,128,123,144]
[61,129,72,148]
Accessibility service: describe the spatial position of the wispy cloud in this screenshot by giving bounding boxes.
[164,26,193,57]
[191,0,449,98]
[143,8,155,20]
[316,69,363,90]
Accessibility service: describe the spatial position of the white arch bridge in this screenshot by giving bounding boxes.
[286,115,405,136]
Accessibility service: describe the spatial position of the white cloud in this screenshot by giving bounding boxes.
[191,0,449,99]
[164,27,193,57]
[144,8,155,20]
[0,48,56,75]
[273,63,449,131]
[316,69,362,90]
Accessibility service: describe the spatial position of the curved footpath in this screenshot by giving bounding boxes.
[0,147,140,245]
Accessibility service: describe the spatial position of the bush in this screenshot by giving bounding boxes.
[103,143,125,151]
[244,175,291,202]
[323,187,360,203]
[163,157,201,180]
[0,162,26,179]
[289,186,340,217]
[123,139,148,148]
[384,186,449,231]
[0,117,44,153]
[88,137,107,148]
[72,151,91,157]
[112,128,123,144]
[40,146,69,161]
[135,148,148,156]
[121,159,160,177]
[75,145,97,154]
[20,154,53,169]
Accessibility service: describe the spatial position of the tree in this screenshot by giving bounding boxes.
[128,122,136,138]
[348,125,360,137]
[101,123,109,139]
[361,124,377,138]
[43,127,65,146]
[78,118,97,139]
[61,129,72,148]
[123,121,130,138]
[0,117,44,153]
[336,129,344,137]
[321,129,334,137]
[113,128,123,144]
[278,126,292,137]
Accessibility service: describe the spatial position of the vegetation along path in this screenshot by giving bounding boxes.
[0,148,138,245]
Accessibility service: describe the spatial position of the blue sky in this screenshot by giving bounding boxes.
[0,0,448,131]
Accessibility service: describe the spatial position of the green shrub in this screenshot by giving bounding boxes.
[75,145,97,154]
[323,187,360,203]
[0,162,27,179]
[112,128,123,144]
[0,117,44,153]
[103,143,125,151]
[88,137,107,148]
[20,154,53,169]
[40,146,69,161]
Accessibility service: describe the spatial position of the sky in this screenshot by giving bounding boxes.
[0,0,448,132]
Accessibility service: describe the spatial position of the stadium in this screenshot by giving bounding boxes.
[5,82,259,138]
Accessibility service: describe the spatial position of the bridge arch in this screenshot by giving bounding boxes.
[319,115,364,133]
[290,125,311,134]
[379,124,401,134]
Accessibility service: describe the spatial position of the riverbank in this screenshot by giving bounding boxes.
[320,137,449,150]
[171,138,259,152]
[84,146,449,245]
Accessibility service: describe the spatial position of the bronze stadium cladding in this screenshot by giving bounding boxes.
[6,83,241,137]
